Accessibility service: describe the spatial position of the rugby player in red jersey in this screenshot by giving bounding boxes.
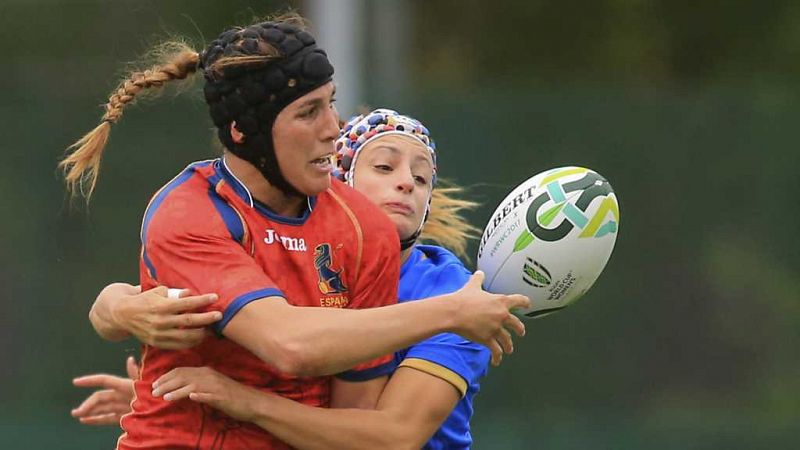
[62,14,528,450]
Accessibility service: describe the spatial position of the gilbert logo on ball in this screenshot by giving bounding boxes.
[477,167,620,318]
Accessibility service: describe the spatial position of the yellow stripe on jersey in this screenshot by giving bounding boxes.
[327,188,363,281]
[399,357,468,398]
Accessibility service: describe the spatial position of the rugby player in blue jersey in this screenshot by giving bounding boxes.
[74,109,499,449]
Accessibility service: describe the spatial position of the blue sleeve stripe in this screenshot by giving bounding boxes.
[207,186,245,243]
[139,161,212,280]
[335,360,397,382]
[142,249,156,282]
[214,288,285,335]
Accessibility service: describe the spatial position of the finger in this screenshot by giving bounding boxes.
[148,285,169,298]
[168,310,223,329]
[152,367,198,394]
[145,328,204,350]
[140,332,183,350]
[151,372,183,396]
[162,384,196,402]
[176,289,194,299]
[73,374,126,390]
[189,392,218,406]
[158,328,208,350]
[164,294,220,314]
[71,389,115,416]
[152,367,177,389]
[73,374,112,388]
[486,339,503,367]
[503,294,531,311]
[126,356,140,380]
[74,398,129,418]
[71,396,100,417]
[504,314,526,337]
[468,270,485,288]
[491,342,504,367]
[112,283,142,296]
[495,328,514,355]
[78,412,121,426]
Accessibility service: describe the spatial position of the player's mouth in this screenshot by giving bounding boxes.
[383,202,414,215]
[310,154,333,172]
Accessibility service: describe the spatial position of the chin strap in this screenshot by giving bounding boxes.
[400,232,420,250]
[399,204,429,250]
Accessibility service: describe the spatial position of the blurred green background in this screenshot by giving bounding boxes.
[2,0,798,448]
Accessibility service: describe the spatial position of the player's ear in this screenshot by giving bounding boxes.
[230,122,245,144]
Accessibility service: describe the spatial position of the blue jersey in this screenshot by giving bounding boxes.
[395,245,491,450]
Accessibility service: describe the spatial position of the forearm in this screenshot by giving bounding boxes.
[238,295,457,376]
[251,392,415,450]
[88,283,133,341]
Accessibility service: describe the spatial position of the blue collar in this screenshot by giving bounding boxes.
[215,158,317,226]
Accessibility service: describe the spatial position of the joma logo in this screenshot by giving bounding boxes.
[264,229,307,252]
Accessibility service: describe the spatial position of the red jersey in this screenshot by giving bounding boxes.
[118,159,400,450]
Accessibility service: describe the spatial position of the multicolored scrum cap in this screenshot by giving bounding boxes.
[334,108,438,250]
[334,108,437,187]
[199,21,334,197]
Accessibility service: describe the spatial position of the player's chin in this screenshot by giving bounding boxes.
[298,170,332,196]
[394,221,419,243]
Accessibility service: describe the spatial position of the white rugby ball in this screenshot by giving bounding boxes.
[477,167,620,318]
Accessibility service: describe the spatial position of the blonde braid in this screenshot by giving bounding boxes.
[60,44,200,200]
[419,181,482,260]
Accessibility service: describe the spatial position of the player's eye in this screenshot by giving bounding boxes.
[298,106,316,119]
[414,175,428,185]
[374,164,392,172]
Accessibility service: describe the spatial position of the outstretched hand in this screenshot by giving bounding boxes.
[449,271,530,366]
[71,356,139,426]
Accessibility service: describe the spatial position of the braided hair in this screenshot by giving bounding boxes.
[60,43,200,198]
[60,15,333,200]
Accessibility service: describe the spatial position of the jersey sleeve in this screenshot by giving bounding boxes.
[399,333,490,397]
[142,192,283,335]
[335,208,401,382]
[398,263,491,397]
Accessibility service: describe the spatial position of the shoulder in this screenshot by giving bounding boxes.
[402,245,471,299]
[141,160,230,244]
[419,245,471,281]
[402,329,491,392]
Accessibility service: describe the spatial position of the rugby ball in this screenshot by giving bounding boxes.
[477,167,619,318]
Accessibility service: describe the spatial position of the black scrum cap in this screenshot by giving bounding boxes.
[199,21,334,196]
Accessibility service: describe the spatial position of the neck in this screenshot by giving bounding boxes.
[223,152,306,217]
[400,246,413,264]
